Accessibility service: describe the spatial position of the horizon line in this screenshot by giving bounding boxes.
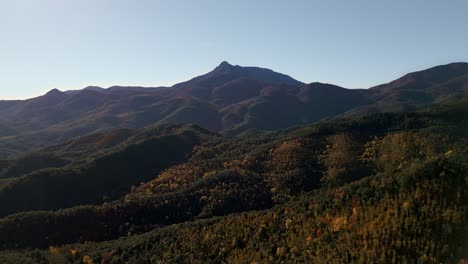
[1,60,467,101]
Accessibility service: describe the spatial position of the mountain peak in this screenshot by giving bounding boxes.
[213,61,235,72]
[45,88,64,96]
[174,61,303,89]
[35,88,68,104]
[219,61,232,67]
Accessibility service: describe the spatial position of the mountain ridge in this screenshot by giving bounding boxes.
[0,61,467,156]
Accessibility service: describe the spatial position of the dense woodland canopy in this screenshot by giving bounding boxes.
[0,97,466,263]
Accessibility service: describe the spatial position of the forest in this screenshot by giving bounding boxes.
[0,98,466,263]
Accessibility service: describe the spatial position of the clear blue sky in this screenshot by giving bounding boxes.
[1,0,468,99]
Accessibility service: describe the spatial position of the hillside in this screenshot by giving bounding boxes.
[0,124,216,217]
[0,98,466,263]
[0,62,467,156]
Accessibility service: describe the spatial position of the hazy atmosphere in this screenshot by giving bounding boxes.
[2,0,468,99]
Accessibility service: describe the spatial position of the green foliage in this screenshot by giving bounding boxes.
[320,133,370,186]
[0,125,209,217]
[0,153,70,179]
[0,99,467,263]
[2,157,464,263]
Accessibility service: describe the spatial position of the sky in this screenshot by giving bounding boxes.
[1,0,468,99]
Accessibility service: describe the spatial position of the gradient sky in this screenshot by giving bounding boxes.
[1,0,468,99]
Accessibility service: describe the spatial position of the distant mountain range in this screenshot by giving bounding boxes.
[0,61,467,156]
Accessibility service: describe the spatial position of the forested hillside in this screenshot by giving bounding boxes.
[0,98,466,263]
[0,124,215,216]
[1,62,467,156]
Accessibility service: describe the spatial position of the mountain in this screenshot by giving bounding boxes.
[0,63,467,263]
[0,62,467,156]
[345,62,468,115]
[371,62,468,92]
[173,61,303,93]
[0,98,466,263]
